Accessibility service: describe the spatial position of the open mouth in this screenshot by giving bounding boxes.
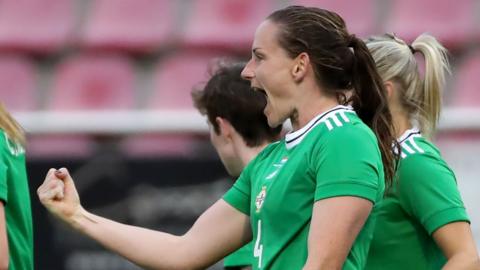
[253,87,268,98]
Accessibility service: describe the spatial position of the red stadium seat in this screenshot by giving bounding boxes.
[149,52,225,109]
[80,0,175,53]
[384,0,475,46]
[292,0,376,38]
[0,55,37,111]
[0,0,75,54]
[49,54,136,110]
[451,50,480,107]
[182,0,273,50]
[37,54,137,158]
[122,51,223,157]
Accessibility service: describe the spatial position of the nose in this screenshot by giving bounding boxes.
[241,58,255,81]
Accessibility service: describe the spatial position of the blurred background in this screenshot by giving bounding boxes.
[0,0,478,269]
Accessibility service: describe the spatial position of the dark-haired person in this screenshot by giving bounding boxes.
[0,104,34,270]
[37,5,397,269]
[192,62,281,270]
[364,33,480,270]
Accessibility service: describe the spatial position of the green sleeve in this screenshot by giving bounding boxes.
[223,242,252,267]
[223,160,252,216]
[313,126,382,203]
[397,154,470,235]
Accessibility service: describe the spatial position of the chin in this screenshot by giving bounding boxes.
[267,115,284,128]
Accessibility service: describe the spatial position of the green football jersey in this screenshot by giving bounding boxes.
[224,105,385,270]
[224,242,252,268]
[0,130,34,270]
[365,128,470,270]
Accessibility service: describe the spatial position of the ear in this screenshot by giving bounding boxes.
[291,52,309,82]
[384,80,395,100]
[215,117,234,140]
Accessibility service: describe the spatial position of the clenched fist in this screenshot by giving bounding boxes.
[37,168,83,226]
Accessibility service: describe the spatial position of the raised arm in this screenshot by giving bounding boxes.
[38,168,251,270]
[0,202,9,270]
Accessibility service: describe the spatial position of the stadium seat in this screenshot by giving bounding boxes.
[384,0,475,46]
[182,0,274,50]
[291,0,376,38]
[122,52,222,157]
[31,54,137,158]
[0,55,37,111]
[451,50,480,107]
[149,52,226,109]
[0,0,75,54]
[49,54,136,110]
[80,0,175,53]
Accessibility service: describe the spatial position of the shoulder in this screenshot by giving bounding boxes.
[0,129,25,157]
[397,136,455,189]
[318,112,378,154]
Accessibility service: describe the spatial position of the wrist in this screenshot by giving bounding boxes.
[70,207,96,231]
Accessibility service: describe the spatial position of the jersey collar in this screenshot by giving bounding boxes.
[397,127,421,143]
[285,105,354,150]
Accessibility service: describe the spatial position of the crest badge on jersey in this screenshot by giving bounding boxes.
[255,186,267,213]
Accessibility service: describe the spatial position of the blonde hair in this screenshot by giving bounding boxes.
[0,104,25,146]
[366,33,450,138]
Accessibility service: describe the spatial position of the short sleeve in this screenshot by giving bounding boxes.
[313,126,382,203]
[223,160,253,216]
[397,154,470,235]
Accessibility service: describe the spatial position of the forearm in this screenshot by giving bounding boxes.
[70,208,193,270]
[442,253,480,270]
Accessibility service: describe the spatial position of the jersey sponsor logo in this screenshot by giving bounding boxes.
[255,186,267,213]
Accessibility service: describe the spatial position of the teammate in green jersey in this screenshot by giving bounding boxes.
[365,33,480,269]
[192,61,282,270]
[0,104,34,270]
[37,5,398,269]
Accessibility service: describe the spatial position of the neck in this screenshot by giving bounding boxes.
[231,132,270,173]
[290,96,339,131]
[238,143,268,169]
[392,108,412,138]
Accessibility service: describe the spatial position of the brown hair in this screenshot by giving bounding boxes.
[268,6,398,188]
[192,61,282,147]
[0,104,26,146]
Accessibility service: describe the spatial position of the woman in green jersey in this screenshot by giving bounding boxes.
[0,104,34,270]
[365,33,480,269]
[38,6,397,270]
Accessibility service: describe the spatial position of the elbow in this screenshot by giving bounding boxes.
[467,256,480,269]
[446,252,480,270]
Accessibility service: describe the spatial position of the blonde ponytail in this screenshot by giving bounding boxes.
[366,33,450,139]
[0,104,26,146]
[411,34,451,137]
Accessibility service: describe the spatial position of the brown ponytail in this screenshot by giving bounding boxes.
[349,36,399,187]
[268,6,399,188]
